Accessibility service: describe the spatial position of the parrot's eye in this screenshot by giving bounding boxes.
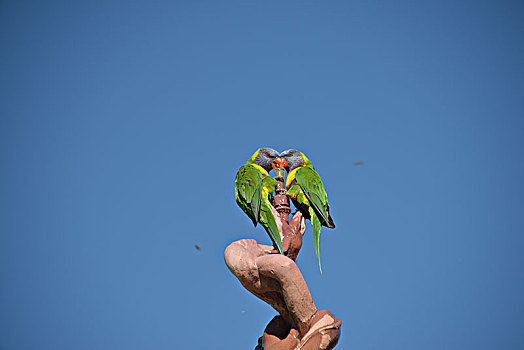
[265,152,271,158]
[288,153,293,156]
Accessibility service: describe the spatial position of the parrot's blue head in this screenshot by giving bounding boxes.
[279,149,308,172]
[250,147,280,172]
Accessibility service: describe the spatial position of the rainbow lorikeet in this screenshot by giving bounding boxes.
[278,149,335,272]
[235,148,283,254]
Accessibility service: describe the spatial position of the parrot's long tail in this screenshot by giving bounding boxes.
[260,205,283,254]
[310,207,322,274]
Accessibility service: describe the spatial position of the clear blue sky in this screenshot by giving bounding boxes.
[1,1,523,349]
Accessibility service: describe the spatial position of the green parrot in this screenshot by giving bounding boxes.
[235,148,283,254]
[278,149,335,273]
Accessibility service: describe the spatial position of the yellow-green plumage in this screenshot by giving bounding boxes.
[283,150,335,273]
[235,149,283,254]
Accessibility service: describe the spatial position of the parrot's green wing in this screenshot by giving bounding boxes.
[287,182,323,272]
[295,166,335,228]
[235,164,263,226]
[235,165,283,254]
[294,166,335,273]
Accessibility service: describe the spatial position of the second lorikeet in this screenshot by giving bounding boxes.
[277,149,335,272]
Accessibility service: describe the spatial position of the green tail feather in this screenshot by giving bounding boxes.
[310,207,322,274]
[260,204,283,254]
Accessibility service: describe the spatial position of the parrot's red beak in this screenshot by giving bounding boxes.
[272,157,288,169]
